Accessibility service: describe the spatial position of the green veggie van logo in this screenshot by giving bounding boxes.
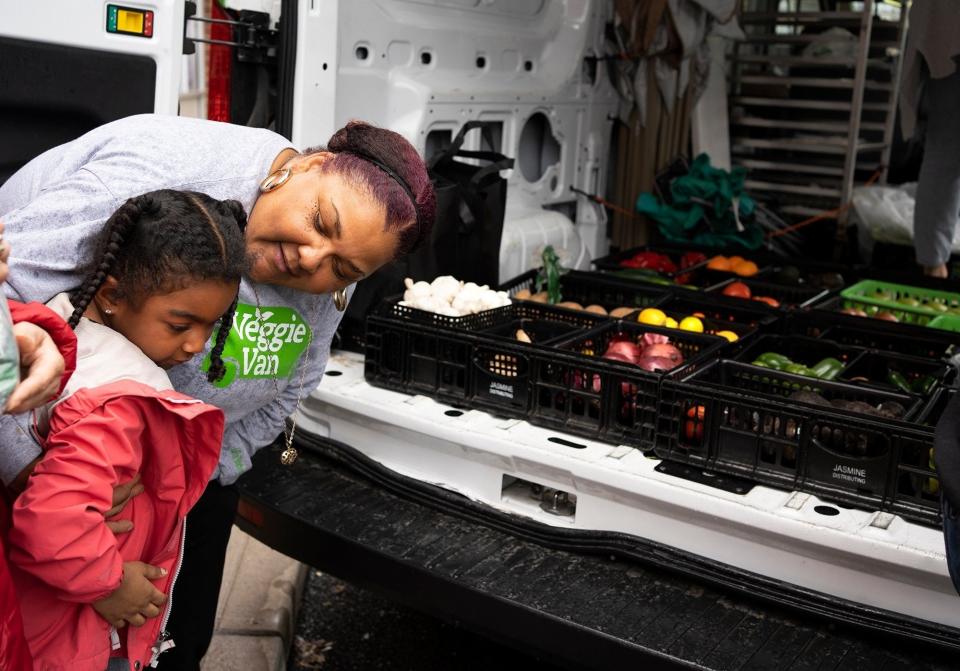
[202,303,312,388]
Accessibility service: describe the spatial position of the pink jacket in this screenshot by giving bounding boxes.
[7,380,223,671]
[1,299,78,671]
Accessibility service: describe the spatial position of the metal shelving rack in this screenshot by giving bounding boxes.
[729,0,907,241]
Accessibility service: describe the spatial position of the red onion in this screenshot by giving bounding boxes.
[641,333,670,347]
[603,340,641,364]
[640,343,683,364]
[636,356,678,372]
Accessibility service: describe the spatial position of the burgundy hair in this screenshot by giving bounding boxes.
[306,121,436,257]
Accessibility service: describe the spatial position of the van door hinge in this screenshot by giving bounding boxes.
[183,2,277,64]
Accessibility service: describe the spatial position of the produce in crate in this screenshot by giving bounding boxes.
[787,390,907,420]
[601,332,684,373]
[637,307,739,341]
[751,352,844,380]
[707,255,759,277]
[401,276,510,316]
[721,280,780,307]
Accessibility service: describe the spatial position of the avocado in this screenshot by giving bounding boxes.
[775,266,801,285]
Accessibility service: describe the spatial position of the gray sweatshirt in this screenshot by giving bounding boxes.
[0,114,345,485]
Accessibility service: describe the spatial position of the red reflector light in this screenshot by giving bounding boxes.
[205,3,233,122]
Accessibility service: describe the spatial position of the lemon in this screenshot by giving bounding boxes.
[638,308,667,326]
[679,316,704,333]
[714,330,739,342]
[665,317,678,329]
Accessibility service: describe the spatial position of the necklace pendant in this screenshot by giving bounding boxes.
[280,446,298,466]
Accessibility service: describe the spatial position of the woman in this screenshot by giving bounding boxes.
[0,114,436,670]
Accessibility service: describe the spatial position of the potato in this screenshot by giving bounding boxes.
[584,304,608,315]
[514,288,532,300]
[609,307,634,318]
[529,291,549,303]
[556,301,584,311]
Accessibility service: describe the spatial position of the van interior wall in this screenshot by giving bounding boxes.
[290,0,620,280]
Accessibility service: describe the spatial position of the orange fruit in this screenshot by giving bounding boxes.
[728,256,745,266]
[732,260,759,277]
[753,296,780,308]
[707,256,732,271]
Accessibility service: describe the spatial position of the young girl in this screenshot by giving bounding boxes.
[5,189,247,671]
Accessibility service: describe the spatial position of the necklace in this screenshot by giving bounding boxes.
[250,283,322,466]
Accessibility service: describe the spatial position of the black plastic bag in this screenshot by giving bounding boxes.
[337,121,513,351]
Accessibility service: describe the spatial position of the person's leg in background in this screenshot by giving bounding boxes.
[155,482,239,671]
[914,68,960,278]
[941,492,960,595]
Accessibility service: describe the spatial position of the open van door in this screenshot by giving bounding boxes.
[0,1,188,183]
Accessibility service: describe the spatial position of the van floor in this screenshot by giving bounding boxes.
[237,437,957,671]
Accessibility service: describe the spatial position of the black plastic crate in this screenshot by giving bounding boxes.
[365,315,478,404]
[592,245,769,289]
[652,293,782,331]
[804,295,960,355]
[890,386,957,525]
[379,296,513,330]
[365,301,607,405]
[758,256,860,292]
[524,321,726,448]
[500,269,671,316]
[839,350,956,398]
[786,308,959,360]
[706,276,830,309]
[656,359,940,524]
[734,334,861,373]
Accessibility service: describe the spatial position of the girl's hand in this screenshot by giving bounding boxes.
[105,473,145,534]
[92,561,168,628]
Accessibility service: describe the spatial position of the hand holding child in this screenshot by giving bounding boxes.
[92,561,168,628]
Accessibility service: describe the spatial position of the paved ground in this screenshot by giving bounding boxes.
[198,528,560,671]
[201,529,306,671]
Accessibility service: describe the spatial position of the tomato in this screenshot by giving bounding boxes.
[683,404,706,444]
[753,296,780,308]
[722,281,751,299]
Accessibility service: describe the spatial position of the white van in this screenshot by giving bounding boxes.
[2,2,956,667]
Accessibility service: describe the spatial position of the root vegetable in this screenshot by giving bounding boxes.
[515,288,532,300]
[515,329,532,343]
[636,356,677,372]
[557,301,584,311]
[584,304,608,315]
[641,343,683,364]
[530,292,549,303]
[604,340,641,364]
[609,307,635,318]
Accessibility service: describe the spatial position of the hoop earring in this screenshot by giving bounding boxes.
[259,168,291,193]
[333,288,347,312]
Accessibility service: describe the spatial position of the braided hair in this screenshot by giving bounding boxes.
[69,189,248,383]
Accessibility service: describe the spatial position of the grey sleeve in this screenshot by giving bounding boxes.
[2,168,120,303]
[216,298,343,484]
[0,168,119,483]
[0,412,41,485]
